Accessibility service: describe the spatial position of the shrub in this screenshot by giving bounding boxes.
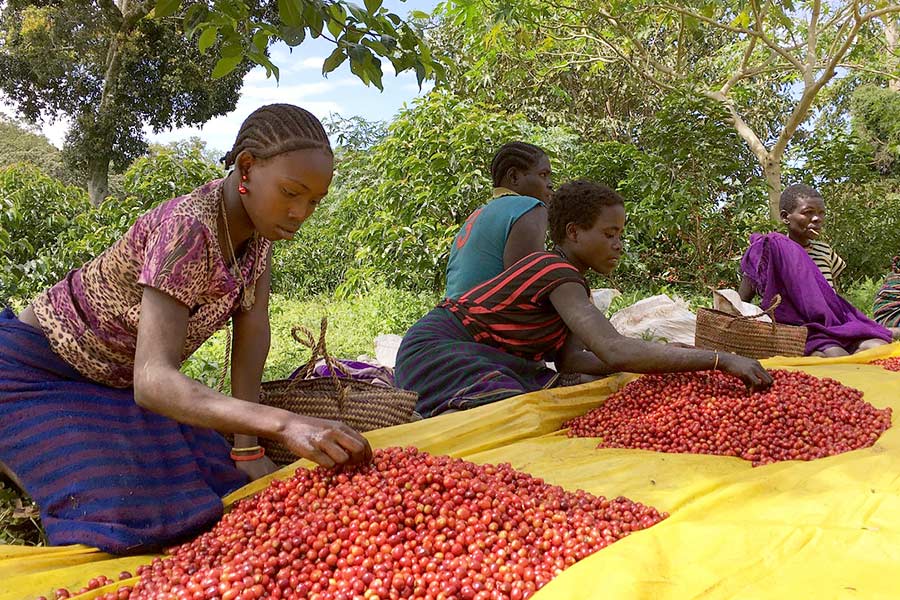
[0,164,89,305]
[338,91,540,295]
[0,148,223,306]
[822,179,900,282]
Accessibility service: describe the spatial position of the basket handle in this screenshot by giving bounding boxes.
[726,294,783,332]
[219,317,350,412]
[288,317,349,411]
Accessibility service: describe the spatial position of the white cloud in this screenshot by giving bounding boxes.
[401,80,434,94]
[240,80,352,101]
[41,118,70,149]
[298,57,326,70]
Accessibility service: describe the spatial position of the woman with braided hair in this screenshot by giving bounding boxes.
[398,181,772,417]
[0,104,370,553]
[444,141,552,299]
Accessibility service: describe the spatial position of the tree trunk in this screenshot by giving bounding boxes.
[710,94,782,222]
[886,17,900,92]
[88,156,111,205]
[763,156,782,222]
[84,1,152,205]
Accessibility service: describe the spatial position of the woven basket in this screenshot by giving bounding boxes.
[694,295,808,359]
[257,319,417,465]
[217,318,417,465]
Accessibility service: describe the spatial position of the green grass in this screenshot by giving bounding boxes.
[0,476,43,546]
[841,276,881,317]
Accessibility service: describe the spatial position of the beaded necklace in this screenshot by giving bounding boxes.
[219,190,256,310]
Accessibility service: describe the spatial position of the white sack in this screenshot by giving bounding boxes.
[609,294,696,345]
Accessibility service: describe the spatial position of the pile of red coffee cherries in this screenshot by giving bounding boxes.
[566,369,891,466]
[66,447,666,600]
[872,357,900,372]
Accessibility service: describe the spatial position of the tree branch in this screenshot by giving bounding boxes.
[591,8,679,77]
[652,3,749,35]
[721,36,758,95]
[773,4,865,158]
[544,21,681,85]
[98,0,122,27]
[120,1,153,29]
[704,90,769,164]
[805,0,820,88]
[861,5,900,24]
[647,2,805,72]
[836,62,900,78]
[817,3,855,35]
[750,0,805,72]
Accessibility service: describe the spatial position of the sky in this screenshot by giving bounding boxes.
[2,0,440,156]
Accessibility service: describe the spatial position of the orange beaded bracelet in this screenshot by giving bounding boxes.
[230,446,265,462]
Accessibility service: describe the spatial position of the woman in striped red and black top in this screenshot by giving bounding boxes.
[395,181,772,417]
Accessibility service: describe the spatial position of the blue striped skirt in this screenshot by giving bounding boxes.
[394,307,560,417]
[0,308,247,554]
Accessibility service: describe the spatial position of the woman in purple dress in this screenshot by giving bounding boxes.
[739,184,891,357]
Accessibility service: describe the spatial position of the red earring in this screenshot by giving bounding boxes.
[239,173,248,195]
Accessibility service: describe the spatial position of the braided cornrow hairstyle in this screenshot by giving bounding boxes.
[490,142,547,186]
[221,104,332,168]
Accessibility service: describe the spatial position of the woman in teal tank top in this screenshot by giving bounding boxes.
[444,142,553,299]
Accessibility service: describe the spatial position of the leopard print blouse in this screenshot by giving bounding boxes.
[32,179,271,388]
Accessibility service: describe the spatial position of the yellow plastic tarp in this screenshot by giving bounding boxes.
[4,344,900,600]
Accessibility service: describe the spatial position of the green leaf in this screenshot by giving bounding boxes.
[221,41,243,58]
[183,4,209,35]
[322,46,347,74]
[347,3,367,22]
[327,16,344,38]
[252,30,269,52]
[154,0,181,18]
[198,26,218,54]
[278,0,303,28]
[380,34,397,51]
[249,50,280,81]
[281,25,306,46]
[368,59,384,90]
[328,3,348,22]
[212,54,243,79]
[410,10,430,19]
[307,6,325,36]
[413,59,426,87]
[362,38,388,55]
[217,1,246,20]
[348,44,376,86]
[730,10,750,28]
[349,43,368,63]
[364,0,383,14]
